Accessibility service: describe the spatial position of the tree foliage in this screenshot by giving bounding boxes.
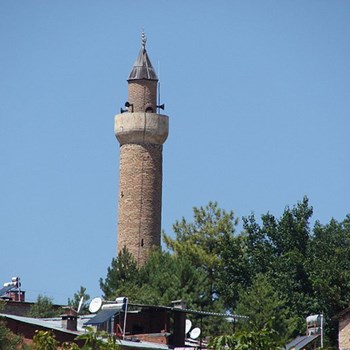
[100,198,350,346]
[76,326,121,350]
[62,342,80,350]
[100,247,206,308]
[238,197,350,346]
[164,201,238,310]
[68,286,90,314]
[235,274,298,344]
[30,330,58,350]
[29,328,121,350]
[100,247,140,301]
[138,249,207,307]
[210,326,281,350]
[76,327,105,350]
[29,295,61,318]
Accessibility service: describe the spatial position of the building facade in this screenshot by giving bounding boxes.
[333,307,350,350]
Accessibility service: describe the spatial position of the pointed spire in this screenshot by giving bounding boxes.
[128,32,158,81]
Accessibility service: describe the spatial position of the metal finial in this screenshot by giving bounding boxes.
[142,31,147,50]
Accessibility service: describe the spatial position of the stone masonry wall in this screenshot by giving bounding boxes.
[339,314,350,350]
[128,80,157,113]
[117,143,163,266]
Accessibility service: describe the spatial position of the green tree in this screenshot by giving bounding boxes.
[99,247,140,300]
[99,247,228,335]
[62,342,80,350]
[101,202,238,316]
[76,327,104,350]
[210,334,238,350]
[68,286,90,314]
[306,215,350,346]
[99,198,350,345]
[163,201,238,311]
[100,332,121,350]
[29,295,60,318]
[235,274,298,344]
[100,247,206,307]
[139,249,207,307]
[242,197,314,321]
[30,330,58,350]
[215,233,251,310]
[308,216,350,313]
[237,197,350,346]
[210,326,280,350]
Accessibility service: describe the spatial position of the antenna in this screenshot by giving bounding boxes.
[157,60,160,113]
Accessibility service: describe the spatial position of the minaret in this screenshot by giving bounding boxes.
[114,33,169,266]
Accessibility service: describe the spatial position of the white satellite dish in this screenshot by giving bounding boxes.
[185,319,192,334]
[190,327,201,340]
[88,297,103,313]
[77,296,84,314]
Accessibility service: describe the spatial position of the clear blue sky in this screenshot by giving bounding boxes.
[1,1,349,305]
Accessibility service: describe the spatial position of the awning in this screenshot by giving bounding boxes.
[84,309,119,325]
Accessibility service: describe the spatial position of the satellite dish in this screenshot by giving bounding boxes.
[190,327,201,340]
[185,319,192,334]
[77,296,84,314]
[88,297,102,313]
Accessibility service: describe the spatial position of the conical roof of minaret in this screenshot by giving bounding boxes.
[128,32,158,81]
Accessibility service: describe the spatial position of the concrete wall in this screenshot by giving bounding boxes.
[115,113,169,145]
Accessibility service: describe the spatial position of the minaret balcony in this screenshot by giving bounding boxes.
[115,112,169,145]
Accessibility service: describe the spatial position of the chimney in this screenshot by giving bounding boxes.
[171,300,186,347]
[61,308,78,331]
[171,300,186,309]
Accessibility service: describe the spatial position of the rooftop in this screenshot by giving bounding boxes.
[128,32,158,81]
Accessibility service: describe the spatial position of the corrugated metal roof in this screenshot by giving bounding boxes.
[120,339,169,350]
[1,314,170,350]
[128,33,158,81]
[128,303,248,320]
[0,313,79,335]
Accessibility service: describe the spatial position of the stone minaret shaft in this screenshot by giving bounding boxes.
[114,34,169,266]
